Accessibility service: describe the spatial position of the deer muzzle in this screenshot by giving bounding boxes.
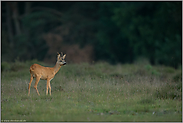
[63,62,66,65]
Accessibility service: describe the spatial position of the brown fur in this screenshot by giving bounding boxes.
[28,53,66,96]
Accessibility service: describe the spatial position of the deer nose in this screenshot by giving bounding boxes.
[63,62,66,65]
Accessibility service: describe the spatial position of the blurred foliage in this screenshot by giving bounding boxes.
[155,81,182,100]
[1,2,181,68]
[1,61,11,72]
[111,2,181,67]
[172,72,182,82]
[1,59,45,72]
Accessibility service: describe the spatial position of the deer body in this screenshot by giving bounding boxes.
[28,53,66,96]
[30,63,61,80]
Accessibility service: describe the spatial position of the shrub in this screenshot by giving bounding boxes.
[164,67,175,74]
[155,82,182,100]
[10,60,26,72]
[1,61,11,72]
[145,65,152,71]
[172,72,182,82]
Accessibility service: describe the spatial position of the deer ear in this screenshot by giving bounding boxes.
[57,52,60,60]
[63,54,66,59]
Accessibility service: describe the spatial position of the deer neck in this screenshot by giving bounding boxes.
[53,62,62,74]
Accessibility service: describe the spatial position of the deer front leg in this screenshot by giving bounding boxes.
[28,75,33,96]
[46,79,51,95]
[34,76,41,96]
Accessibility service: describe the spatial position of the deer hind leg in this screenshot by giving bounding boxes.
[34,76,41,96]
[28,75,34,96]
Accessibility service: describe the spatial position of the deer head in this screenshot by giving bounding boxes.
[57,52,66,66]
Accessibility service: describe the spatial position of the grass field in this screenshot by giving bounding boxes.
[1,60,182,122]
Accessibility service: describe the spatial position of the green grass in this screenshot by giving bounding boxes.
[1,60,182,121]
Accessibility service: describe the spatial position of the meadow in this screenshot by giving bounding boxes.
[1,60,182,122]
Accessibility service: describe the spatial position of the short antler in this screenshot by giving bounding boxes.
[61,52,63,57]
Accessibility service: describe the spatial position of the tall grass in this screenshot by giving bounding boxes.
[1,60,182,121]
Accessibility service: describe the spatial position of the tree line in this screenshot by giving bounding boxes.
[1,2,182,68]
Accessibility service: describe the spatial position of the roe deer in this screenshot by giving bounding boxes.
[28,52,66,96]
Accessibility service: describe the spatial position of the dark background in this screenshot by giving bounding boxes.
[1,2,182,68]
